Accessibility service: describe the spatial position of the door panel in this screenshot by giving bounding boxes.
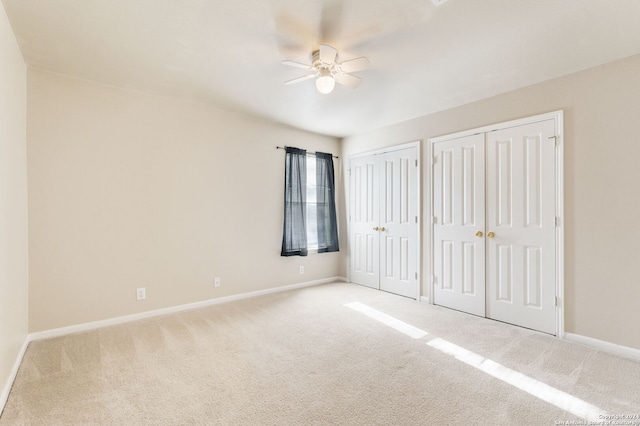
[379,148,418,298]
[349,156,379,289]
[486,120,556,334]
[433,134,486,316]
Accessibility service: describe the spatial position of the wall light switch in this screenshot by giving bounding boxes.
[214,277,221,287]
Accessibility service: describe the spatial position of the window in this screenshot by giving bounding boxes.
[281,147,339,256]
[306,158,319,249]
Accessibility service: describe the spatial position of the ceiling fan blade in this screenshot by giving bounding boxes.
[319,44,337,64]
[339,57,370,73]
[319,1,343,43]
[284,73,318,85]
[334,72,362,88]
[282,60,315,70]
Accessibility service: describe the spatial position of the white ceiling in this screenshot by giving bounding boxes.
[4,0,640,137]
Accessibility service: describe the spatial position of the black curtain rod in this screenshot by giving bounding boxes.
[276,146,339,159]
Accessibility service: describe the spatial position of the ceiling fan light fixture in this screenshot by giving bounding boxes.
[315,68,335,94]
[283,45,368,94]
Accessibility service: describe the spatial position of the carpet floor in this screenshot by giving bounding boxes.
[1,282,639,425]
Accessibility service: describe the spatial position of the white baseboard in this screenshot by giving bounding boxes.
[563,333,640,361]
[420,296,430,304]
[29,277,345,342]
[0,337,30,416]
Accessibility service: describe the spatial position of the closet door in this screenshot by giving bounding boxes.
[486,120,557,334]
[349,147,419,299]
[379,148,418,298]
[349,154,380,289]
[433,134,486,316]
[432,118,558,334]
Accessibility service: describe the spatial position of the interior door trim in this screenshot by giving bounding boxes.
[428,111,564,338]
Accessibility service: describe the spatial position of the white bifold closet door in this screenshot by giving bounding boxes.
[433,134,486,317]
[486,121,557,334]
[433,119,557,334]
[349,147,418,299]
[349,154,379,289]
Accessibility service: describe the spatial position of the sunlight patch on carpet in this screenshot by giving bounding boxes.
[344,301,609,422]
[426,337,609,422]
[344,302,428,339]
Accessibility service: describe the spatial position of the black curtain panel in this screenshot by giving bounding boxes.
[315,152,339,253]
[281,147,308,256]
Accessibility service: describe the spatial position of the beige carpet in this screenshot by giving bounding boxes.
[2,282,639,425]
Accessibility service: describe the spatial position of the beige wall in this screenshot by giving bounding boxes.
[0,1,29,404]
[16,26,640,352]
[27,69,341,332]
[342,54,640,351]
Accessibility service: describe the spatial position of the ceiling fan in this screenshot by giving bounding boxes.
[282,45,370,94]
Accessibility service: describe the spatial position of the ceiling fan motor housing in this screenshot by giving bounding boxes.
[312,49,335,75]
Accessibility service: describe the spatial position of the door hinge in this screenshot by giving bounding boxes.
[432,216,437,224]
[555,296,559,307]
[415,159,418,167]
[432,275,437,285]
[549,135,560,147]
[432,156,437,165]
[415,272,418,280]
[555,216,559,226]
[415,216,418,224]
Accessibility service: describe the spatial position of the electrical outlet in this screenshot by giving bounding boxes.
[299,265,304,274]
[214,277,221,287]
[136,287,146,301]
